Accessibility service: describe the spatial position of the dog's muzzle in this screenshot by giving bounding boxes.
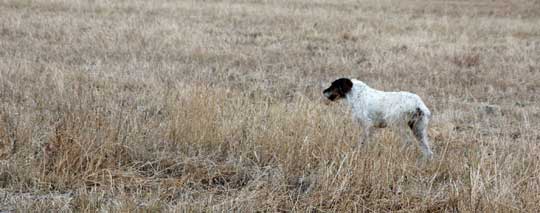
[323,91,331,98]
[323,90,337,101]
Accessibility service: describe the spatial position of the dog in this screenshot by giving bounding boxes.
[323,78,433,158]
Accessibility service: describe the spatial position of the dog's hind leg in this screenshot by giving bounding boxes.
[408,109,433,159]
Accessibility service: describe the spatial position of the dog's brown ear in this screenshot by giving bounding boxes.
[333,78,353,96]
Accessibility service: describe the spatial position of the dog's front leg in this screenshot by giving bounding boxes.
[360,125,373,146]
[355,118,373,148]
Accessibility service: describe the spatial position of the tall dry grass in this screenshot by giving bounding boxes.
[1,0,540,211]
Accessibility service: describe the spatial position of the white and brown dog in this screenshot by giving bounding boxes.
[323,78,433,158]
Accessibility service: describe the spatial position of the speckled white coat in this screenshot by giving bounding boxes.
[346,79,433,158]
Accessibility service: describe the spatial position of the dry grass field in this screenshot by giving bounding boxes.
[1,0,540,211]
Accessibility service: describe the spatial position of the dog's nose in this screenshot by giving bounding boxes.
[323,91,331,98]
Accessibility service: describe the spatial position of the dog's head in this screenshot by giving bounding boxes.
[323,78,353,101]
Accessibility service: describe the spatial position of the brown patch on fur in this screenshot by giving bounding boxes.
[408,108,424,130]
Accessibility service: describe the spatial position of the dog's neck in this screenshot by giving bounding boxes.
[345,79,370,105]
[348,79,369,93]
